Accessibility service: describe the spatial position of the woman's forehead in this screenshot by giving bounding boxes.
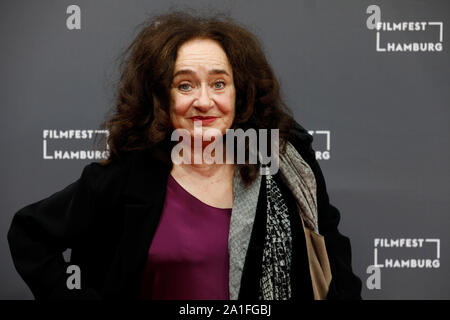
[174,39,232,75]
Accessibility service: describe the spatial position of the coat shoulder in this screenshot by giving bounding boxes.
[287,121,315,162]
[81,152,134,201]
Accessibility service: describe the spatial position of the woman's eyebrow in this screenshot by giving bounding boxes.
[208,69,230,76]
[173,69,231,78]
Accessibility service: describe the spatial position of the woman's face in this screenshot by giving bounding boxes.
[169,38,236,139]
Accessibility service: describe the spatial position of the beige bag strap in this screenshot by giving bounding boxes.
[300,216,332,300]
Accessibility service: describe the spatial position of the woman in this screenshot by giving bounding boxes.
[7,12,362,300]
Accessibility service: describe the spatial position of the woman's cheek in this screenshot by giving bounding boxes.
[173,96,192,115]
[217,95,235,114]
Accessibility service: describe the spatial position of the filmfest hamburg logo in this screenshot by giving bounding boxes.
[366,5,444,52]
[366,237,441,290]
[43,129,109,160]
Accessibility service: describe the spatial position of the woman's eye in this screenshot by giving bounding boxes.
[213,81,225,89]
[178,83,192,91]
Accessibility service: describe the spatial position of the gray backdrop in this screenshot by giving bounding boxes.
[1,0,449,300]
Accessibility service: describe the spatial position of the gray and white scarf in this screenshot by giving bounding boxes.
[228,141,318,300]
[258,169,292,299]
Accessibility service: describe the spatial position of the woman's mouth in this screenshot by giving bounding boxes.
[190,116,218,124]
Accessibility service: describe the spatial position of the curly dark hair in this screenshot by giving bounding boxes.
[96,11,295,185]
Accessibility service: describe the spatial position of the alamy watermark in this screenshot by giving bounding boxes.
[171,122,280,175]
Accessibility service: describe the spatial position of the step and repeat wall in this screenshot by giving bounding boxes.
[1,0,449,299]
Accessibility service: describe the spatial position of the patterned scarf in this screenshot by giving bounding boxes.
[258,168,293,300]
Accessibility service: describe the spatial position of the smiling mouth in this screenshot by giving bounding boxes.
[190,116,218,124]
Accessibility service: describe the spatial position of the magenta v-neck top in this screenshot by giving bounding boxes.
[139,174,232,300]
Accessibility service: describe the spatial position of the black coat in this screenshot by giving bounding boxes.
[7,122,362,300]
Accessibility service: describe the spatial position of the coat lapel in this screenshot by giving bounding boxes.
[102,148,171,299]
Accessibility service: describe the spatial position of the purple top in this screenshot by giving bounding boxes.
[139,174,232,300]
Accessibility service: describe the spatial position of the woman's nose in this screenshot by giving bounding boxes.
[193,85,213,111]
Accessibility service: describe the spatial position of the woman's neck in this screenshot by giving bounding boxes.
[171,140,234,179]
[172,161,234,180]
